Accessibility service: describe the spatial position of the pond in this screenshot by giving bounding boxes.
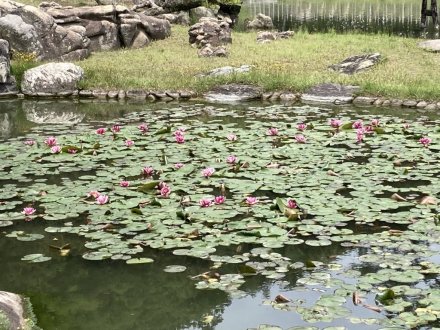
[0,98,440,330]
[241,0,438,37]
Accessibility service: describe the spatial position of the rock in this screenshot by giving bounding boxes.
[21,62,84,96]
[301,83,360,104]
[425,103,438,110]
[391,99,403,107]
[329,53,381,75]
[126,89,147,100]
[257,31,294,43]
[418,39,440,52]
[197,44,228,57]
[157,11,190,25]
[189,6,218,21]
[60,49,90,61]
[131,30,151,48]
[132,0,165,16]
[198,64,250,77]
[353,96,376,105]
[155,0,204,12]
[205,84,263,102]
[216,0,241,27]
[0,39,18,97]
[88,20,120,52]
[402,100,418,108]
[188,17,231,48]
[0,291,26,330]
[416,101,428,108]
[245,13,273,30]
[279,92,297,102]
[139,14,171,40]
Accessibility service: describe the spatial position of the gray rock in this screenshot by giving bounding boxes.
[0,291,25,330]
[205,84,263,103]
[257,30,294,43]
[157,11,190,25]
[155,0,204,12]
[189,6,217,21]
[353,96,376,105]
[197,44,228,57]
[198,64,250,77]
[425,103,438,110]
[21,62,84,96]
[301,83,360,104]
[329,53,381,75]
[88,20,120,52]
[0,39,18,97]
[126,89,147,100]
[279,92,296,102]
[131,30,151,48]
[402,100,418,108]
[188,17,231,48]
[391,99,403,107]
[416,101,428,108]
[132,0,165,16]
[139,14,171,40]
[60,49,90,61]
[418,39,440,52]
[245,13,273,30]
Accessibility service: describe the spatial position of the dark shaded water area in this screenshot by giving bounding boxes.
[242,0,439,37]
[1,99,440,330]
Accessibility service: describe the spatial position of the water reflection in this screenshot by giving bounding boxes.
[243,0,438,37]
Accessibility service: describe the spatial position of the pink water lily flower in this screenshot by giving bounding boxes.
[202,167,215,178]
[295,134,307,143]
[297,123,306,131]
[174,163,184,169]
[96,194,109,205]
[24,139,35,146]
[174,129,185,137]
[287,199,297,209]
[364,125,374,134]
[51,146,61,154]
[119,180,130,187]
[87,191,100,199]
[402,123,410,129]
[138,123,149,134]
[199,198,213,207]
[68,149,78,154]
[142,166,154,176]
[371,119,380,127]
[227,134,237,141]
[125,139,134,147]
[356,129,364,143]
[419,136,432,147]
[245,196,258,205]
[352,120,363,129]
[330,119,343,129]
[96,128,106,135]
[226,155,237,164]
[22,207,36,216]
[44,136,57,147]
[160,185,171,198]
[111,125,121,133]
[214,196,226,205]
[267,127,279,136]
[175,135,185,144]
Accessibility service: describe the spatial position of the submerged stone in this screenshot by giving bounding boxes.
[329,53,381,74]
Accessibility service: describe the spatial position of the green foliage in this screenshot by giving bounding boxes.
[10,52,38,87]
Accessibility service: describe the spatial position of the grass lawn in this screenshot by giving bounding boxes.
[12,25,440,100]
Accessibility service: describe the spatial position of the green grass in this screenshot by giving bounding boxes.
[70,26,440,100]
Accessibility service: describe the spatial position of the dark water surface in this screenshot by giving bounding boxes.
[0,99,439,330]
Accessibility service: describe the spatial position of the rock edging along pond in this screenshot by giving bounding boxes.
[5,84,440,111]
[0,291,39,330]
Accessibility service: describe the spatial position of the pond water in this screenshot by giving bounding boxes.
[0,99,440,330]
[242,0,438,37]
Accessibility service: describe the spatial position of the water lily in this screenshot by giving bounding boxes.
[111,125,121,133]
[227,134,237,141]
[287,199,297,209]
[295,134,307,143]
[356,129,364,143]
[214,196,226,205]
[138,123,149,134]
[119,180,130,187]
[199,198,212,207]
[402,123,410,129]
[297,123,306,131]
[96,194,109,205]
[44,136,57,147]
[175,134,185,144]
[174,163,184,169]
[21,207,36,216]
[160,185,171,198]
[267,127,279,136]
[371,119,380,127]
[174,129,185,137]
[51,145,61,154]
[419,136,432,147]
[142,166,154,176]
[68,149,78,154]
[125,139,134,147]
[352,120,363,129]
[245,196,258,205]
[201,167,215,178]
[96,128,106,135]
[87,191,100,199]
[330,119,343,129]
[226,155,237,164]
[24,139,35,146]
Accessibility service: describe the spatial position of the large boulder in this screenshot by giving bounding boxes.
[188,17,231,48]
[189,6,218,21]
[0,39,18,97]
[245,13,273,30]
[0,1,89,60]
[139,14,171,40]
[21,62,84,96]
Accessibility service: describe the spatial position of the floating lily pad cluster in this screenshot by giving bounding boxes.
[0,104,439,328]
